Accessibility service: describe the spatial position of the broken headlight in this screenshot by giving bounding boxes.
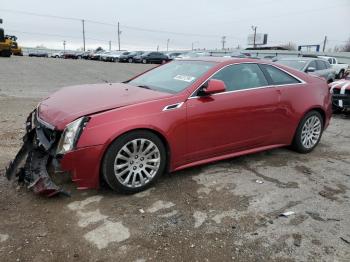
[56,117,89,155]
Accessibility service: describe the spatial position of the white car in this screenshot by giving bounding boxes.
[100,51,128,62]
[318,56,349,79]
[50,52,63,58]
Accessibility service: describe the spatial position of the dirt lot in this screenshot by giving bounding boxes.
[0,56,349,262]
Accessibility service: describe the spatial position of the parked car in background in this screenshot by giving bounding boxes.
[50,52,63,58]
[166,52,183,59]
[63,52,79,59]
[99,51,111,61]
[6,57,332,195]
[318,56,349,79]
[119,51,143,63]
[224,51,251,58]
[275,57,336,83]
[176,51,211,59]
[101,51,128,62]
[79,51,93,60]
[90,50,106,61]
[329,79,350,112]
[28,51,48,57]
[134,52,170,64]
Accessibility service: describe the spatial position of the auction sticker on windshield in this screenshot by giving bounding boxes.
[174,75,196,82]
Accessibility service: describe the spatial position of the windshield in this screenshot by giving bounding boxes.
[128,60,216,94]
[276,60,307,70]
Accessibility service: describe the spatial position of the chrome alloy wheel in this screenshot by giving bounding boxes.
[114,139,161,188]
[301,116,322,149]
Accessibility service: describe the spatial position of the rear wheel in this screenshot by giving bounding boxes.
[102,130,166,193]
[142,59,147,64]
[291,111,323,153]
[128,58,133,63]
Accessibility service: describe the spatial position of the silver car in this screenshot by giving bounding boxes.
[275,57,336,83]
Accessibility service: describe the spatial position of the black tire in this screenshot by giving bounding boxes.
[291,110,324,154]
[102,130,167,194]
[0,49,11,57]
[128,58,133,63]
[142,59,147,64]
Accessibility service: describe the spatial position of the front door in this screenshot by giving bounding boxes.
[186,63,281,162]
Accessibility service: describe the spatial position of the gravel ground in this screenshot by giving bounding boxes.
[0,56,349,262]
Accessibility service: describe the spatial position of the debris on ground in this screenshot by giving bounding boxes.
[340,237,350,245]
[279,211,295,217]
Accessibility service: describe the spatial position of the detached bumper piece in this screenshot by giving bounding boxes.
[5,111,69,197]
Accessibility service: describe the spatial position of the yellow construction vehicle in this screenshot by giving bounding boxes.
[6,35,23,56]
[0,19,12,57]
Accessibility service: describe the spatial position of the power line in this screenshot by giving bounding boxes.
[0,8,80,21]
[7,29,110,43]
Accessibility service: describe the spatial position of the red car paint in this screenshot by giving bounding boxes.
[38,57,331,189]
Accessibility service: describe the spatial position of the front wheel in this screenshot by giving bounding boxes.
[102,131,167,193]
[291,111,323,153]
[128,58,133,63]
[142,59,147,64]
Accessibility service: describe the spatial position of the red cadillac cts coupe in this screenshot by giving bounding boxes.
[6,57,332,196]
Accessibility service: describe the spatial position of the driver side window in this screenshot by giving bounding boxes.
[211,63,268,91]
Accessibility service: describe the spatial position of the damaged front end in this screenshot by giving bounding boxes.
[5,110,68,197]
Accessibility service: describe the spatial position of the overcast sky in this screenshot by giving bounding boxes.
[1,0,349,51]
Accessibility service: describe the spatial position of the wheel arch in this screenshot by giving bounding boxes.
[300,107,326,125]
[100,128,172,178]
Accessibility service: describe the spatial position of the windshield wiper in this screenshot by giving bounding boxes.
[137,85,152,90]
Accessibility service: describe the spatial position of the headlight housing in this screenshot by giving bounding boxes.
[56,117,89,155]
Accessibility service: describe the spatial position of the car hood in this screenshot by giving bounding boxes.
[38,83,171,130]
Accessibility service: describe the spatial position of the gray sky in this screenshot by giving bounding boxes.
[1,0,349,51]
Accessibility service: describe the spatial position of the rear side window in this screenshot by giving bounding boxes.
[316,60,326,70]
[211,63,268,91]
[260,64,300,85]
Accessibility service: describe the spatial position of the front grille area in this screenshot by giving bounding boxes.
[34,112,61,152]
[332,88,340,94]
[332,94,350,108]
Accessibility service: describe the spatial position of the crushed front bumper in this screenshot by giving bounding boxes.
[5,110,69,197]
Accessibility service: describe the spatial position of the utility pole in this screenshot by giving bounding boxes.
[322,36,327,52]
[109,41,111,51]
[63,40,66,54]
[82,19,86,52]
[251,25,257,49]
[221,36,226,50]
[157,45,159,52]
[166,39,170,51]
[117,22,121,51]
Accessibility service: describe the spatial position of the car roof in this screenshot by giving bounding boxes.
[277,57,314,61]
[177,56,260,64]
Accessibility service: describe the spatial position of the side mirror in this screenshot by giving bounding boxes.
[201,79,226,95]
[306,67,316,73]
